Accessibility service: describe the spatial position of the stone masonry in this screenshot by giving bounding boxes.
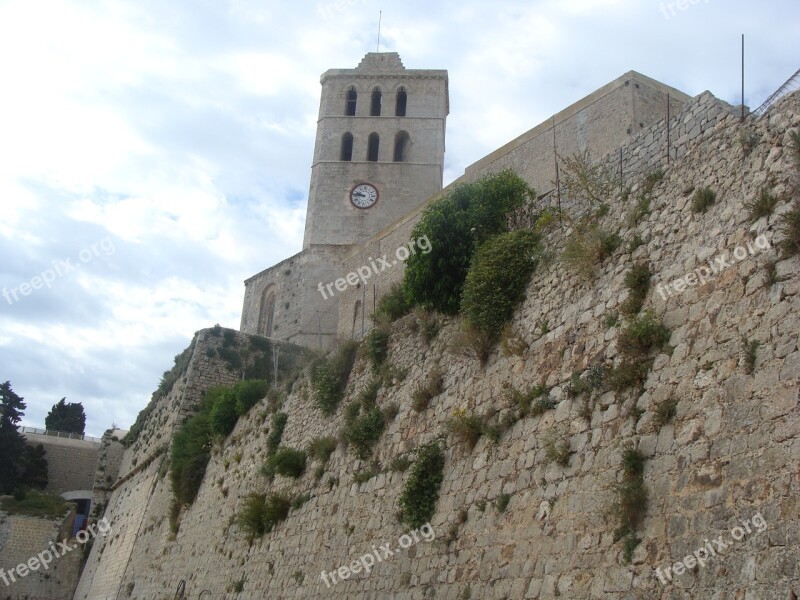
[76,90,800,598]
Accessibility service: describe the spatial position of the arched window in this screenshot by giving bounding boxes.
[345,87,357,116]
[258,286,276,337]
[395,87,407,117]
[370,88,382,116]
[393,131,410,162]
[340,132,354,161]
[367,133,379,162]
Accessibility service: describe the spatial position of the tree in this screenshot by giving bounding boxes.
[22,444,49,489]
[0,381,27,493]
[45,398,86,435]
[403,170,536,314]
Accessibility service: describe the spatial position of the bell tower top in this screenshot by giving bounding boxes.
[303,53,449,249]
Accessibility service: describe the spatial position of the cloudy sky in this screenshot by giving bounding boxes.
[1,0,797,436]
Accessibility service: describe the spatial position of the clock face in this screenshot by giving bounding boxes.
[350,183,379,209]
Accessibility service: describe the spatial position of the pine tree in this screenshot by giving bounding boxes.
[45,397,86,435]
[0,381,27,494]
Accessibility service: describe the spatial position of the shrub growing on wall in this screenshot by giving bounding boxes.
[310,342,358,416]
[403,170,536,314]
[461,230,541,337]
[208,388,239,437]
[398,441,445,528]
[234,379,268,415]
[171,408,212,506]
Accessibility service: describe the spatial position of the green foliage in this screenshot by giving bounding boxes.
[171,410,212,506]
[344,406,385,460]
[621,262,652,316]
[22,444,48,490]
[414,309,441,342]
[450,322,496,366]
[736,128,759,154]
[607,359,653,392]
[238,492,292,538]
[612,443,648,561]
[267,412,288,453]
[777,203,800,257]
[45,397,86,435]
[389,455,412,472]
[411,366,444,411]
[560,150,618,209]
[375,282,411,323]
[543,429,571,467]
[653,397,679,427]
[398,442,445,529]
[642,169,664,194]
[742,337,760,374]
[310,342,358,416]
[617,311,670,359]
[208,388,239,438]
[403,170,536,314]
[505,383,553,417]
[563,224,621,278]
[446,408,484,450]
[307,436,337,464]
[621,445,646,479]
[461,230,541,338]
[745,188,780,223]
[0,490,69,519]
[627,194,650,227]
[353,466,378,483]
[691,187,716,213]
[265,447,306,478]
[234,380,268,416]
[627,234,645,253]
[496,493,511,513]
[0,381,27,494]
[364,326,391,369]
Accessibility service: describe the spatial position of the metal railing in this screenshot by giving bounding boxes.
[19,426,102,443]
[753,67,800,117]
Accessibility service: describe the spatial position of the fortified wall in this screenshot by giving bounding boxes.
[335,81,736,340]
[74,90,800,599]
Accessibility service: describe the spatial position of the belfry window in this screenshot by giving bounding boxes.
[345,87,357,116]
[395,87,407,117]
[340,132,354,161]
[367,133,379,162]
[370,88,382,116]
[393,131,410,162]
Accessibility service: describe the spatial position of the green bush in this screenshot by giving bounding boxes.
[209,389,239,437]
[617,311,670,358]
[563,224,620,278]
[403,170,536,314]
[0,490,69,519]
[620,262,652,316]
[777,204,800,257]
[235,380,268,415]
[344,406,385,460]
[265,447,306,478]
[607,359,653,392]
[171,389,219,507]
[310,342,358,416]
[398,442,445,528]
[364,326,391,369]
[238,492,292,538]
[375,283,411,323]
[263,493,292,532]
[642,169,664,194]
[411,366,443,411]
[267,412,288,453]
[307,436,337,464]
[653,397,679,427]
[461,230,541,337]
[745,188,780,222]
[691,187,716,213]
[446,409,484,450]
[626,194,650,227]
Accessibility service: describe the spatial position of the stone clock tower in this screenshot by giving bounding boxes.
[240,53,449,349]
[303,52,449,248]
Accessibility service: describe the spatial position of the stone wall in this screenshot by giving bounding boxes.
[74,327,309,600]
[21,433,101,496]
[336,87,738,338]
[0,513,83,600]
[75,91,800,599]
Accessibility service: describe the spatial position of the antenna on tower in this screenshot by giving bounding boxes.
[377,11,382,52]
